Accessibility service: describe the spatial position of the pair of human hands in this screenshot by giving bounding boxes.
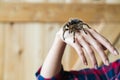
[57,24,119,68]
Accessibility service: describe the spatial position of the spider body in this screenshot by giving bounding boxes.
[63,18,90,43]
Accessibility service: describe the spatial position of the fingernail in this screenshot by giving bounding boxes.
[105,60,109,66]
[114,50,119,55]
[94,65,98,69]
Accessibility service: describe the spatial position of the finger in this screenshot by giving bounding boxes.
[81,30,109,65]
[72,38,88,65]
[77,33,98,68]
[86,34,107,50]
[87,29,119,55]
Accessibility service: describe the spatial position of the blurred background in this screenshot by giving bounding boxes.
[0,0,120,80]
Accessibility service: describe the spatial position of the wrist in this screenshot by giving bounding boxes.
[55,30,66,45]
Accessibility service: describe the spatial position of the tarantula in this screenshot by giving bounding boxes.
[63,18,91,43]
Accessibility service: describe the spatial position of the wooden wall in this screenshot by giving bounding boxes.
[0,0,120,80]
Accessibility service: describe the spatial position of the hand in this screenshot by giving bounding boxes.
[57,26,119,68]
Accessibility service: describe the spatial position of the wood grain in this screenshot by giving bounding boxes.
[3,26,25,80]
[0,3,120,23]
[0,25,4,80]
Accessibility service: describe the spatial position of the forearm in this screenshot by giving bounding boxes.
[40,34,66,78]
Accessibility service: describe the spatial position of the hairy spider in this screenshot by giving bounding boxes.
[63,18,91,43]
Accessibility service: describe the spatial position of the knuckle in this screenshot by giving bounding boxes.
[80,54,85,58]
[92,41,99,46]
[95,43,103,50]
[88,49,93,55]
[93,60,97,65]
[78,51,83,55]
[104,57,108,61]
[90,55,96,63]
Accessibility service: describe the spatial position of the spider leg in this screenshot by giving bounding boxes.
[82,23,91,34]
[82,28,87,34]
[73,31,76,43]
[63,23,69,40]
[63,29,68,40]
[83,23,91,29]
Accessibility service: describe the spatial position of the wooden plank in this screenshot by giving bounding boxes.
[23,25,42,80]
[0,3,120,23]
[105,5,120,23]
[3,25,25,80]
[0,25,4,80]
[23,24,60,80]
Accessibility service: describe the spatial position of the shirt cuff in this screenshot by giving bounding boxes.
[35,65,64,80]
